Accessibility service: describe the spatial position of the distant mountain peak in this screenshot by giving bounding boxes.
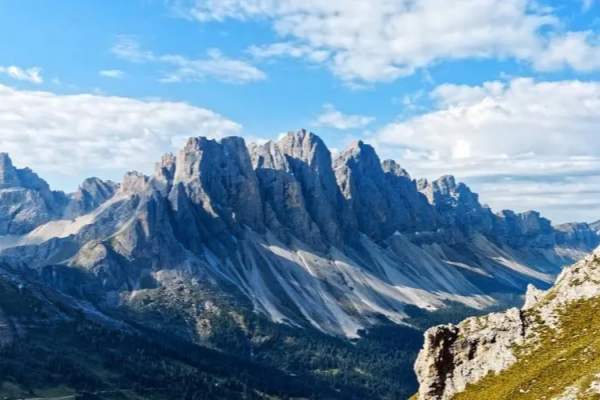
[382,159,412,179]
[0,152,20,189]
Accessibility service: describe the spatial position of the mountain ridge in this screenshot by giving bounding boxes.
[0,129,597,339]
[2,129,600,399]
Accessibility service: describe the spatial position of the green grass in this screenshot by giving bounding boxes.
[454,295,600,400]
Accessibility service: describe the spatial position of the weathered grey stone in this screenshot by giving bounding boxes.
[415,248,600,399]
[0,153,69,235]
[64,177,118,218]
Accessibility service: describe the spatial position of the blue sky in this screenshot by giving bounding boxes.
[2,0,600,223]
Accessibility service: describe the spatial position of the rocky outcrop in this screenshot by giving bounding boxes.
[416,175,599,251]
[333,141,441,242]
[0,154,118,236]
[418,175,494,238]
[555,222,600,249]
[279,130,352,248]
[0,153,69,235]
[64,177,118,218]
[414,247,600,399]
[415,308,533,399]
[492,210,555,248]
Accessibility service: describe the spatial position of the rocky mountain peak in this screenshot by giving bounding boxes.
[80,177,118,197]
[0,153,20,189]
[150,153,177,195]
[382,159,412,179]
[63,177,119,219]
[336,140,379,167]
[277,129,332,171]
[120,171,149,196]
[249,140,279,168]
[171,135,265,237]
[417,175,459,203]
[0,153,50,192]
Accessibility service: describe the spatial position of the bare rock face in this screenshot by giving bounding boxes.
[523,284,546,309]
[334,141,401,241]
[418,175,494,238]
[120,172,149,196]
[415,308,532,400]
[382,159,437,233]
[278,129,352,247]
[171,136,264,235]
[555,222,600,250]
[417,174,599,251]
[64,177,118,218]
[0,154,118,235]
[0,153,21,189]
[0,153,68,235]
[149,153,177,195]
[250,139,326,250]
[492,210,555,248]
[414,247,600,400]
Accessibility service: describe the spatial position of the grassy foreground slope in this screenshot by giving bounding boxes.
[0,267,338,400]
[455,295,600,400]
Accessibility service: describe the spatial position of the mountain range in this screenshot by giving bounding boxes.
[1,129,599,399]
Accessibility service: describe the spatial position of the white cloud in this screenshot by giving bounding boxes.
[372,78,600,222]
[314,104,375,130]
[99,69,126,79]
[377,78,600,161]
[112,35,153,62]
[112,36,266,84]
[174,0,600,83]
[582,0,596,11]
[249,42,330,63]
[0,84,241,190]
[0,66,43,84]
[159,49,267,84]
[535,31,600,72]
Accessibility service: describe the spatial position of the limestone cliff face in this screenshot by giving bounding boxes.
[0,153,68,235]
[0,153,118,236]
[414,247,600,400]
[64,177,118,218]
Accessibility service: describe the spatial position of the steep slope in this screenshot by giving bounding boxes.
[414,247,600,400]
[0,153,117,238]
[0,130,597,340]
[0,264,357,400]
[0,153,68,235]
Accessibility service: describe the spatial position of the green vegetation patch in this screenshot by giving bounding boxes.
[454,295,600,400]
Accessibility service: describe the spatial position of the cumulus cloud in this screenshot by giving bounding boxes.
[99,69,126,79]
[372,78,600,222]
[173,0,600,83]
[0,84,241,190]
[314,104,375,130]
[0,66,43,83]
[377,78,600,160]
[535,31,600,72]
[112,36,266,84]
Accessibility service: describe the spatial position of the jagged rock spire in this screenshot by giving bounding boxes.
[0,153,21,189]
